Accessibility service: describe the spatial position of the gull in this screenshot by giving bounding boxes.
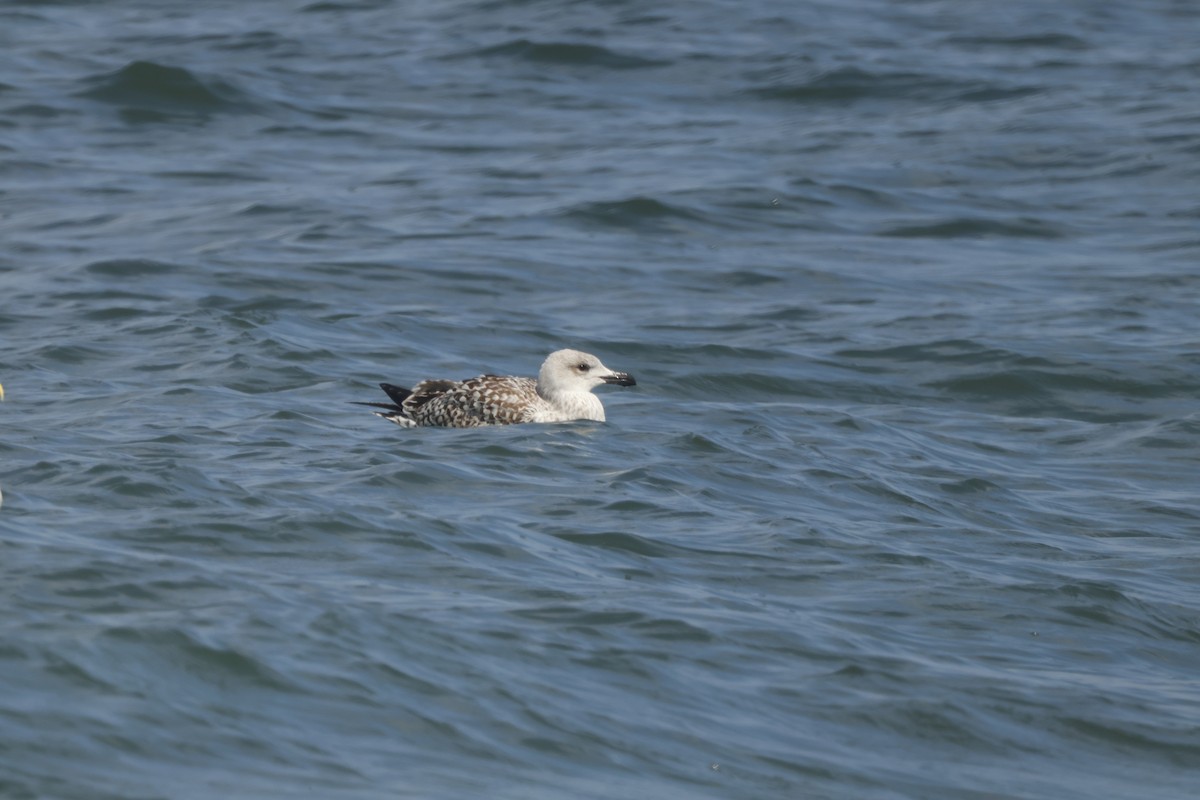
[358,349,636,428]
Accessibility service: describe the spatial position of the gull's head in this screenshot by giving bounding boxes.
[538,349,636,397]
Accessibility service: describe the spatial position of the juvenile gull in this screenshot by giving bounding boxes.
[359,349,636,428]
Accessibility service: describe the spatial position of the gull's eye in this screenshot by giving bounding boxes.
[577,362,591,371]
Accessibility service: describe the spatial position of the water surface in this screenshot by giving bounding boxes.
[2,1,1199,798]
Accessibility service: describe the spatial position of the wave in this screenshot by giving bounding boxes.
[76,61,253,120]
[458,39,670,70]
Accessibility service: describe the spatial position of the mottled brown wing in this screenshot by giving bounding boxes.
[403,380,459,410]
[410,375,539,427]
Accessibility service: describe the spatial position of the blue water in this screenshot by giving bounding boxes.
[2,1,1199,798]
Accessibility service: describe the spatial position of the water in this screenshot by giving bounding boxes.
[2,1,1199,797]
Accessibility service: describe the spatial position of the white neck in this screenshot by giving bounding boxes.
[535,390,605,422]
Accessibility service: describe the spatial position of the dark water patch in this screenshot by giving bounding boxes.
[99,627,299,692]
[29,212,118,233]
[939,477,1002,495]
[7,104,73,119]
[236,202,308,217]
[958,85,1043,103]
[944,34,1090,51]
[631,618,714,643]
[669,432,732,456]
[80,306,164,322]
[930,366,1198,403]
[85,259,181,277]
[714,269,786,288]
[510,605,644,627]
[203,294,327,314]
[153,169,267,183]
[1144,235,1200,254]
[924,371,1106,421]
[639,343,782,365]
[751,67,1039,106]
[0,158,54,176]
[1053,580,1128,605]
[836,339,1025,365]
[560,195,712,232]
[673,372,814,402]
[862,700,1003,750]
[646,269,788,296]
[1059,716,1200,764]
[77,61,251,119]
[636,320,759,341]
[33,344,107,365]
[549,531,668,558]
[761,306,822,322]
[301,0,393,11]
[879,216,1064,239]
[464,39,669,70]
[822,182,901,209]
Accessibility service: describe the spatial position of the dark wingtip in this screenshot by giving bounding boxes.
[380,383,412,405]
